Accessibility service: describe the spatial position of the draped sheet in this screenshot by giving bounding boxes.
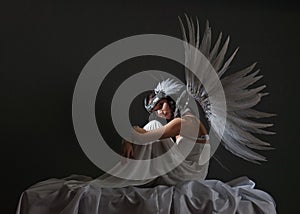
[16,175,276,214]
[16,118,276,213]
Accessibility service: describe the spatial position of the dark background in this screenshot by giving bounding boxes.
[1,0,299,213]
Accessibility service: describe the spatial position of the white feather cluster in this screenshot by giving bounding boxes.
[154,78,184,96]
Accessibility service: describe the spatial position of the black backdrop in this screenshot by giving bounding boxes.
[1,0,299,213]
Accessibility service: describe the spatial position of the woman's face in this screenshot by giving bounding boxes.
[152,99,173,120]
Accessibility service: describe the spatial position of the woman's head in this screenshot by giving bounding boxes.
[144,79,184,120]
[144,91,177,120]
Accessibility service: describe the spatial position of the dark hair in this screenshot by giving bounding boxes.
[144,91,156,107]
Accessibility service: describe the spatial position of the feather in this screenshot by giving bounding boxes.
[212,36,230,71]
[209,32,223,62]
[218,47,239,78]
[235,109,276,118]
[199,20,212,57]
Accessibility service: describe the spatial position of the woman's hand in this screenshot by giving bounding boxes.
[121,140,134,159]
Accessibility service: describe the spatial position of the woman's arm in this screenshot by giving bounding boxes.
[132,116,209,144]
[132,118,182,144]
[121,140,134,159]
[199,121,208,135]
[197,120,209,143]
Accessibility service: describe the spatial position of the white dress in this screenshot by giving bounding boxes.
[91,118,210,188]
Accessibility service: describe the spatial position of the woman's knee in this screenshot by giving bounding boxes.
[143,120,163,131]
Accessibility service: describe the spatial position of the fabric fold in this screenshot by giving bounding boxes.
[16,176,276,214]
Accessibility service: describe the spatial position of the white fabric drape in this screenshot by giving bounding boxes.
[16,119,276,213]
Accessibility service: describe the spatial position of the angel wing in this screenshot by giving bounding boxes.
[179,15,275,163]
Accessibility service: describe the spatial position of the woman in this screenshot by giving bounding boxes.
[112,80,212,187]
[121,93,209,160]
[16,81,276,213]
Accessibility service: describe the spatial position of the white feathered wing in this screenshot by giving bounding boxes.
[179,15,275,163]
